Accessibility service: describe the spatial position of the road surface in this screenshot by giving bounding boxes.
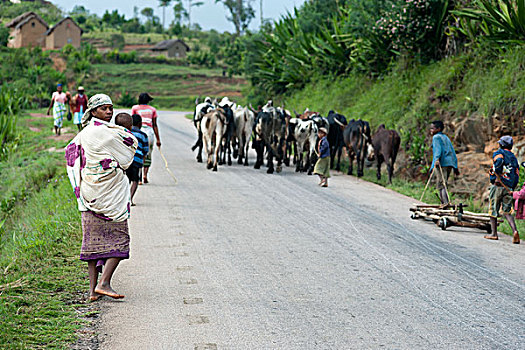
[99,111,524,349]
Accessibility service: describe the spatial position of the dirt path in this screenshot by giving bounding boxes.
[98,111,524,349]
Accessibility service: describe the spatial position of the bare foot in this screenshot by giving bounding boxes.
[95,284,125,299]
[484,235,499,241]
[89,292,103,302]
[513,231,520,244]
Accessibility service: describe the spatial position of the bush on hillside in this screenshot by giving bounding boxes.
[188,50,216,68]
[117,90,135,107]
[0,27,10,47]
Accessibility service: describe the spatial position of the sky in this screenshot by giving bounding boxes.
[50,0,306,32]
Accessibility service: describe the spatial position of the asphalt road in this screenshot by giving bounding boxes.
[99,111,525,349]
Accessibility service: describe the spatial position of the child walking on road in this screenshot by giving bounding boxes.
[126,114,149,205]
[314,127,330,187]
[485,135,520,243]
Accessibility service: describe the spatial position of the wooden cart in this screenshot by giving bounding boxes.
[409,203,500,233]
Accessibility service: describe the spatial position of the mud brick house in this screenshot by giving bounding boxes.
[45,17,82,49]
[151,39,190,58]
[4,12,82,49]
[5,11,48,48]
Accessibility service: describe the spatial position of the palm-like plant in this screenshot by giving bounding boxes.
[159,0,172,30]
[454,0,525,43]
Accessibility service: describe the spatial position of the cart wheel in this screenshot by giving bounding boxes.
[439,218,448,231]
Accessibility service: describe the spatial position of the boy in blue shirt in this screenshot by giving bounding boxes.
[429,121,459,205]
[485,135,520,242]
[127,114,149,205]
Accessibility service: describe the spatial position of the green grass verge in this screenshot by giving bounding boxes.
[0,110,89,348]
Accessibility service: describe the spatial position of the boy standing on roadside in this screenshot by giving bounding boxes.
[313,127,330,187]
[485,135,520,243]
[429,121,459,205]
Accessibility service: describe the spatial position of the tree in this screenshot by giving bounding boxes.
[159,0,172,30]
[215,0,255,35]
[141,7,154,23]
[173,0,189,25]
[187,0,204,28]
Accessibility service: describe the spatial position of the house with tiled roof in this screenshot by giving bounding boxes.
[4,11,82,49]
[5,11,48,48]
[45,17,82,49]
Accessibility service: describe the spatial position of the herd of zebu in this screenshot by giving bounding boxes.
[191,97,401,183]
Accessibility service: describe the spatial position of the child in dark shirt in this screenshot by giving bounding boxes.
[126,114,149,205]
[313,127,330,187]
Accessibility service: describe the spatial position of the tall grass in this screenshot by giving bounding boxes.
[0,110,88,348]
[0,86,29,160]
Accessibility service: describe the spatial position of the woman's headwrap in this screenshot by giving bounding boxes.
[81,94,113,127]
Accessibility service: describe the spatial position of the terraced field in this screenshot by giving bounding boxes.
[92,63,247,110]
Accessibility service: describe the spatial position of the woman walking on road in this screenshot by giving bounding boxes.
[131,93,161,184]
[65,94,138,301]
[47,83,68,135]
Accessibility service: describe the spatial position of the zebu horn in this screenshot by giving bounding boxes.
[334,118,345,127]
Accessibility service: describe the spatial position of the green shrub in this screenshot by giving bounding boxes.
[117,90,136,107]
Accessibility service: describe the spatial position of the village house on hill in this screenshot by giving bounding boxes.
[45,17,82,49]
[151,39,190,58]
[5,11,82,49]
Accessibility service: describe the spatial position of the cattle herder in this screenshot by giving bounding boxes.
[314,127,330,187]
[429,120,459,205]
[485,135,520,243]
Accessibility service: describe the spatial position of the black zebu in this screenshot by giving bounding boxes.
[368,124,401,184]
[253,109,286,174]
[218,103,235,166]
[343,119,371,177]
[326,110,348,171]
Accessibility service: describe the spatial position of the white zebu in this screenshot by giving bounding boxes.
[294,118,318,174]
[233,106,255,166]
[200,107,227,171]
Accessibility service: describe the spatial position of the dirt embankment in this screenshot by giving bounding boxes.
[436,111,525,202]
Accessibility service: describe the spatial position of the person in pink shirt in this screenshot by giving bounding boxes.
[47,83,69,135]
[131,93,161,183]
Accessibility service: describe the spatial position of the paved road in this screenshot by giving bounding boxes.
[99,111,524,349]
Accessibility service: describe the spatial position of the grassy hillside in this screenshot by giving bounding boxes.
[283,46,525,165]
[92,63,247,110]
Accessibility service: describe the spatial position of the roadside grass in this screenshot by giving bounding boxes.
[0,110,89,348]
[90,63,247,111]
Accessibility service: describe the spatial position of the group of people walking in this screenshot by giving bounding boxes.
[47,84,88,134]
[429,121,520,244]
[64,91,162,301]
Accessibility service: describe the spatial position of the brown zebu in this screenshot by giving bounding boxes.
[200,107,228,171]
[368,124,401,184]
